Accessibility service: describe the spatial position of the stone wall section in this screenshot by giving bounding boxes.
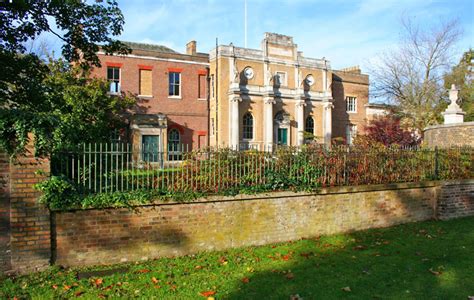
[423,122,474,148]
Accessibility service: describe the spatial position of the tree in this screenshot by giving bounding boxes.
[0,0,132,155]
[370,18,462,133]
[444,49,474,122]
[357,115,421,147]
[0,58,135,156]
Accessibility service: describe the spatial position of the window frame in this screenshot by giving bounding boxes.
[242,112,254,140]
[168,71,182,99]
[274,71,288,87]
[304,116,315,143]
[346,96,357,113]
[107,66,121,94]
[138,68,153,97]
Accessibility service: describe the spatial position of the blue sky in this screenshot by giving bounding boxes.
[115,0,473,70]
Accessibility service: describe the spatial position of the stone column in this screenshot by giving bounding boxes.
[323,102,333,146]
[295,99,306,146]
[229,95,241,149]
[264,96,275,151]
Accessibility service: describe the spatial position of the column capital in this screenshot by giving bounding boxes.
[295,100,306,108]
[264,96,276,105]
[229,95,242,103]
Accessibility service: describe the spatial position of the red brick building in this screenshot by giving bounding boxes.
[91,41,209,161]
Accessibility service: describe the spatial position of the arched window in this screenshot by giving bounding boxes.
[168,128,180,152]
[242,113,254,140]
[305,116,314,135]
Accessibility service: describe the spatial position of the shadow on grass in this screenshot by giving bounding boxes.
[226,217,474,299]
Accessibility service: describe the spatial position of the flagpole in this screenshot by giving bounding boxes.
[244,0,247,48]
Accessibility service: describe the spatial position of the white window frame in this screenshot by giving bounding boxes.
[168,71,182,99]
[107,66,121,94]
[242,112,254,141]
[197,74,207,101]
[275,71,288,87]
[346,96,357,113]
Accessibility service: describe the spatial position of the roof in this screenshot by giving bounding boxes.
[122,41,178,54]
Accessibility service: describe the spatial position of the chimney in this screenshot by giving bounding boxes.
[186,40,197,55]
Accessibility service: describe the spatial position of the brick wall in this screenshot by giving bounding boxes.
[53,182,444,267]
[7,138,51,274]
[331,71,369,141]
[423,122,474,148]
[91,52,209,150]
[437,180,474,220]
[0,150,11,273]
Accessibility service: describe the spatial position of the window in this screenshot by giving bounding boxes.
[107,67,120,93]
[346,96,357,112]
[210,118,215,136]
[198,74,206,99]
[211,74,215,98]
[274,71,287,86]
[168,128,181,160]
[305,116,314,141]
[139,69,152,96]
[169,72,181,97]
[242,113,253,140]
[346,124,357,145]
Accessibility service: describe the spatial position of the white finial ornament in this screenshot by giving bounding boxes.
[443,84,465,124]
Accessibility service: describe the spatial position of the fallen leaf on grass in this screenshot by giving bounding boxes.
[74,291,85,297]
[93,278,103,287]
[218,256,228,265]
[429,268,442,276]
[103,284,114,291]
[200,290,216,297]
[195,265,204,270]
[152,277,159,284]
[353,245,367,251]
[282,254,291,261]
[63,285,72,291]
[342,286,352,292]
[241,277,250,283]
[136,269,151,273]
[285,272,295,280]
[300,252,312,259]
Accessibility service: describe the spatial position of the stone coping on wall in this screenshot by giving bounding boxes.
[424,121,474,131]
[55,179,474,212]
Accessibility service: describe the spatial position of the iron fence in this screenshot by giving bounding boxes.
[51,143,474,196]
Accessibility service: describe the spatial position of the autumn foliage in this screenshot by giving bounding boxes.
[359,115,421,147]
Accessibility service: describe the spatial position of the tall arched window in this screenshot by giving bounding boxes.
[168,129,181,160]
[305,116,314,135]
[243,113,254,140]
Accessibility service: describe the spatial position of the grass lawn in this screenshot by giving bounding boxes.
[1,216,473,299]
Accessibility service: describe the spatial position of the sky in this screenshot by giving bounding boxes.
[113,0,473,71]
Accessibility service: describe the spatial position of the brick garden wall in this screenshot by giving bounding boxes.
[0,137,51,274]
[437,180,474,220]
[423,122,474,148]
[53,182,450,267]
[0,151,11,273]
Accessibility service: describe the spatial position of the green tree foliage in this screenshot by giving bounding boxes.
[0,58,134,156]
[0,0,132,155]
[444,49,474,121]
